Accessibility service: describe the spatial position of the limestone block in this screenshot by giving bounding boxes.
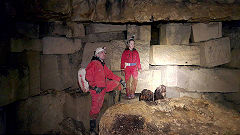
[127,25,138,40]
[139,25,151,42]
[84,31,125,42]
[11,38,42,52]
[127,25,151,41]
[137,70,154,93]
[177,66,240,92]
[151,70,162,91]
[223,27,240,49]
[149,66,178,88]
[161,66,178,87]
[191,22,222,42]
[0,67,29,106]
[150,45,200,65]
[42,37,82,54]
[16,92,65,134]
[41,55,76,90]
[66,22,85,38]
[86,24,126,34]
[111,40,150,71]
[159,23,191,45]
[199,37,231,67]
[225,49,240,69]
[48,21,68,36]
[179,91,202,98]
[26,51,41,96]
[81,42,112,68]
[41,55,61,90]
[166,87,202,98]
[16,90,117,133]
[16,22,39,38]
[64,93,91,130]
[166,87,182,98]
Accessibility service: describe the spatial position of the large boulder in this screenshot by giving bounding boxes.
[100,97,240,135]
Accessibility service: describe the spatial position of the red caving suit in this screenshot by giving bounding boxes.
[121,48,141,96]
[86,56,121,119]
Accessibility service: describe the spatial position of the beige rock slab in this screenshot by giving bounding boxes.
[42,37,82,54]
[150,45,200,65]
[199,37,231,67]
[11,38,42,52]
[159,23,191,45]
[191,22,222,42]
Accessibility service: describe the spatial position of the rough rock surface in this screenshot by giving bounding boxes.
[5,0,240,22]
[100,97,240,135]
[72,0,240,22]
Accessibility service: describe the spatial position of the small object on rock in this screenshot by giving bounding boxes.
[154,85,166,101]
[139,89,154,101]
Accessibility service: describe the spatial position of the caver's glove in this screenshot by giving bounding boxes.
[94,86,105,93]
[120,79,126,89]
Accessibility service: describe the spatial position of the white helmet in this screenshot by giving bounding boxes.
[94,46,106,56]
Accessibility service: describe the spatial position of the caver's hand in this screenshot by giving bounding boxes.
[121,70,125,76]
[94,87,105,93]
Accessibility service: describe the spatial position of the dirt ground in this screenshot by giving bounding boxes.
[100,95,240,135]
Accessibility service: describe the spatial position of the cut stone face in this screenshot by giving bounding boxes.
[41,55,76,90]
[225,49,240,69]
[84,31,125,43]
[191,22,222,42]
[150,45,200,65]
[86,24,126,34]
[42,37,82,54]
[159,23,191,45]
[11,38,42,52]
[199,37,231,67]
[127,25,151,42]
[66,22,85,38]
[177,66,240,92]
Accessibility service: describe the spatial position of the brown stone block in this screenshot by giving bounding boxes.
[191,22,222,42]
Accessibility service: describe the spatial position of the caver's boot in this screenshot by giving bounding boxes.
[126,88,131,99]
[90,119,98,135]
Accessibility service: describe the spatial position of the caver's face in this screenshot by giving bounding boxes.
[129,40,135,50]
[96,51,106,60]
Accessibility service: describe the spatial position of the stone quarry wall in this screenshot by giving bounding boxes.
[2,21,240,106]
[4,91,116,134]
[1,20,240,134]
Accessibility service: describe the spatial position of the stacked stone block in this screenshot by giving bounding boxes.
[159,23,191,45]
[150,45,200,65]
[85,24,126,42]
[127,24,151,42]
[148,22,239,97]
[191,22,222,42]
[42,37,82,54]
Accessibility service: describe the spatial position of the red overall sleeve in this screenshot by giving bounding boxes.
[85,62,96,88]
[136,51,141,70]
[105,65,121,82]
[121,50,126,70]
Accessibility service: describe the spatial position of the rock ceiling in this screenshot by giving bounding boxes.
[3,0,240,23]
